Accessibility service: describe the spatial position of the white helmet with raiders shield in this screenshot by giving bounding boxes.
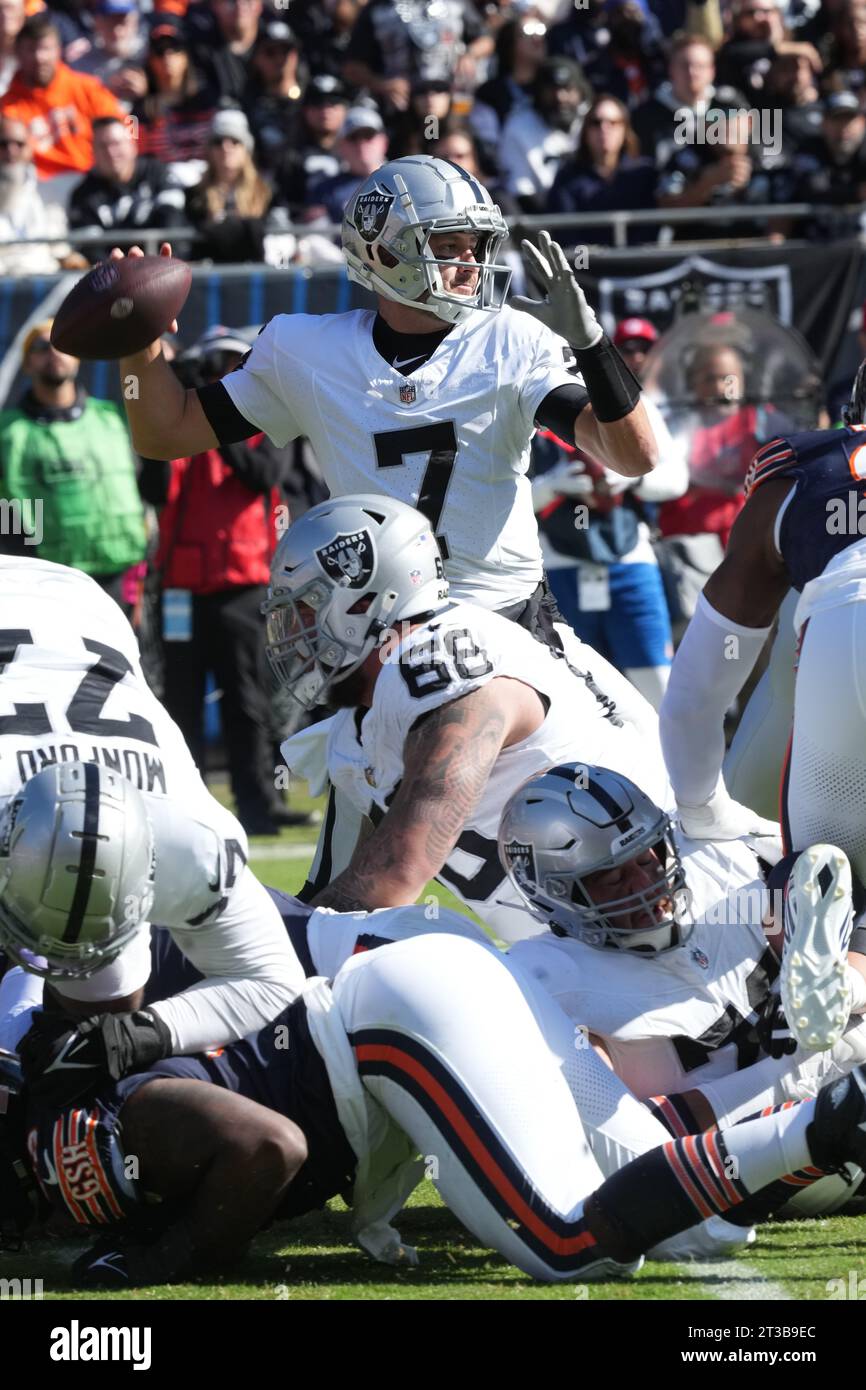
[341,155,512,325]
[499,763,693,954]
[0,761,156,979]
[263,494,449,709]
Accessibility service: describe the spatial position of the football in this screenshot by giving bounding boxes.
[50,255,192,360]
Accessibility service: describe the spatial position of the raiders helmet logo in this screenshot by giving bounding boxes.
[503,839,537,890]
[353,189,395,243]
[315,529,374,589]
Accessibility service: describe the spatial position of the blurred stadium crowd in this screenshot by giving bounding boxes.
[0,0,865,265]
[0,0,863,837]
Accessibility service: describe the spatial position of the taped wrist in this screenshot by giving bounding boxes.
[572,333,642,423]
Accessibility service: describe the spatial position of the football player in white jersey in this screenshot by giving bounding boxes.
[111,156,657,623]
[498,763,866,1219]
[0,558,305,1103]
[264,494,678,940]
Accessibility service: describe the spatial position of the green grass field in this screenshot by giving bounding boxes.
[4,782,865,1302]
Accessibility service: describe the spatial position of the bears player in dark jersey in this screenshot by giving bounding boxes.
[7,931,866,1286]
[659,360,866,1055]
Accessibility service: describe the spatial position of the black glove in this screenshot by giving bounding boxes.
[19,1009,172,1106]
[757,989,798,1059]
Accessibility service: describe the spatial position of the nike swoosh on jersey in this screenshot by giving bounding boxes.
[392,354,427,371]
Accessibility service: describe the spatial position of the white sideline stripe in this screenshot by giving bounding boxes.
[249,842,318,861]
[681,1258,790,1301]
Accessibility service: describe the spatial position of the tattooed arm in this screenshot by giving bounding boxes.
[310,678,541,911]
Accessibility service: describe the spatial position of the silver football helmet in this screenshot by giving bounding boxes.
[0,762,156,979]
[341,155,512,325]
[263,494,449,709]
[499,764,693,954]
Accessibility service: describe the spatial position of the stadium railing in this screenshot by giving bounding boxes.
[0,201,862,258]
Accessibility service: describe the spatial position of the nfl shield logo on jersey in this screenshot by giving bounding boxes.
[315,530,374,589]
[352,189,395,243]
[691,947,709,970]
[502,840,537,892]
[399,381,416,404]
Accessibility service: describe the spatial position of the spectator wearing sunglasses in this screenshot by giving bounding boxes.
[131,15,217,184]
[185,106,285,262]
[0,114,87,272]
[715,0,789,102]
[547,94,657,246]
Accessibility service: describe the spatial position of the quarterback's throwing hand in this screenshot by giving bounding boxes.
[512,231,603,350]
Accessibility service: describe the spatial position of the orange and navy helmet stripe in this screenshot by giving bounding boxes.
[351,1028,598,1274]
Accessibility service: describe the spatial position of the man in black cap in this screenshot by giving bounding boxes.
[790,89,866,237]
[305,102,388,225]
[242,19,302,171]
[500,57,589,211]
[273,73,349,217]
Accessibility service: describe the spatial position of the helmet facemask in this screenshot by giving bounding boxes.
[545,829,694,954]
[499,764,695,956]
[378,213,512,326]
[342,158,513,326]
[264,577,401,712]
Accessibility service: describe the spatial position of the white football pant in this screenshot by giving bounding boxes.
[331,934,671,1281]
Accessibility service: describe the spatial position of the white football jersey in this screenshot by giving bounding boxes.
[507,834,779,1096]
[220,306,581,607]
[324,599,671,942]
[0,558,305,1047]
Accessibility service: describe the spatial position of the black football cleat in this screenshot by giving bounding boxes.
[808,1065,866,1172]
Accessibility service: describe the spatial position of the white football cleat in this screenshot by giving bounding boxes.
[648,1215,756,1262]
[781,844,854,1052]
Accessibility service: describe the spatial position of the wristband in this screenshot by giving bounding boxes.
[572,333,643,424]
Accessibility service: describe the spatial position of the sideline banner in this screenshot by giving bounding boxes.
[0,241,862,409]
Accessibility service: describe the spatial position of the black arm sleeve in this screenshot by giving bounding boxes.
[219,436,293,494]
[197,381,261,445]
[534,382,591,440]
[138,458,172,507]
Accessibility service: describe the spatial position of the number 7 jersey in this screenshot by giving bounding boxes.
[219,306,582,608]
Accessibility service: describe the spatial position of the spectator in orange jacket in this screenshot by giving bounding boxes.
[0,12,122,178]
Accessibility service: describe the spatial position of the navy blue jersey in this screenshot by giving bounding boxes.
[744,426,866,592]
[25,1000,356,1231]
[143,886,316,1005]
